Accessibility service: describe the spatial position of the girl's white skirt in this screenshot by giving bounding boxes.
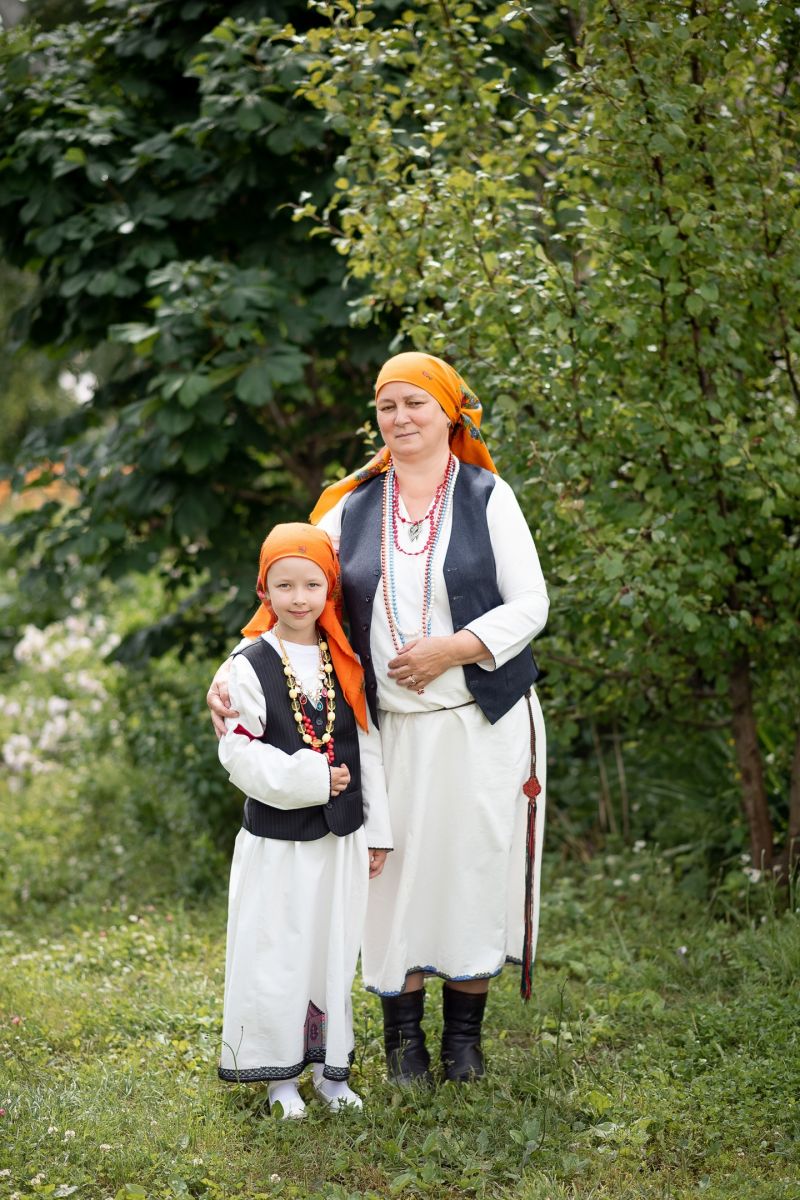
[219,825,368,1082]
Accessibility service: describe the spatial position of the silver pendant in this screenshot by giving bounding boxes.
[408,521,422,542]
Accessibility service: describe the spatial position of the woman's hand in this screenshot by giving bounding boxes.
[387,631,489,693]
[368,849,389,879]
[207,659,238,739]
[387,637,455,693]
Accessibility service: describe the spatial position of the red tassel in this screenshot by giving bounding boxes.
[520,791,538,1001]
[523,775,541,800]
[520,687,541,1002]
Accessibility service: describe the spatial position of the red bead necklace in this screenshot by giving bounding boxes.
[274,629,336,764]
[380,456,456,653]
[391,471,449,556]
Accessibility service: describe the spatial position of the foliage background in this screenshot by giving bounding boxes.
[1,1,799,1196]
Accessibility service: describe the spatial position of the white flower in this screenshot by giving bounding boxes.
[98,1144,112,1152]
[63,1129,76,1141]
[612,878,623,887]
[629,873,641,883]
[633,839,646,852]
[743,867,762,884]
[0,1169,12,1178]
[14,625,46,664]
[47,1125,58,1134]
[270,1175,281,1184]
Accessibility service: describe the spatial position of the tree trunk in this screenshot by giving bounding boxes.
[591,722,617,835]
[787,725,800,870]
[729,656,773,870]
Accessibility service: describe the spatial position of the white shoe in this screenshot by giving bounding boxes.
[268,1079,306,1120]
[312,1066,363,1112]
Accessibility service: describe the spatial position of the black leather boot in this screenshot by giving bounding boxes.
[381,989,432,1085]
[441,985,487,1082]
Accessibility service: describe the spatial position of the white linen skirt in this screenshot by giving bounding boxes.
[219,825,368,1082]
[361,690,546,995]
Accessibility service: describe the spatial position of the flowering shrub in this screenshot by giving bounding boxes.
[2,612,120,782]
[0,606,232,920]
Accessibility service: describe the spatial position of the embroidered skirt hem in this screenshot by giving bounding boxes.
[365,955,524,997]
[218,1049,354,1083]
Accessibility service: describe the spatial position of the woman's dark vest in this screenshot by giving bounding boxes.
[233,639,363,841]
[339,462,539,728]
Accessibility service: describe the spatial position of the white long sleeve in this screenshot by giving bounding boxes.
[358,709,393,849]
[464,477,549,670]
[218,653,330,810]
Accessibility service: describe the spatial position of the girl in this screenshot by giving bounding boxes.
[217,523,391,1118]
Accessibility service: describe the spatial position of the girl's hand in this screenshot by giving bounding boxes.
[330,764,351,797]
[368,849,389,879]
[207,659,238,738]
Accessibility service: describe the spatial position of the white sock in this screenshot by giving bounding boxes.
[267,1078,305,1119]
[312,1064,363,1110]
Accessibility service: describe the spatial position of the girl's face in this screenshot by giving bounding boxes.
[375,381,451,461]
[264,557,328,644]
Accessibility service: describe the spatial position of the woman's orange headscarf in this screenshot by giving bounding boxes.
[241,523,367,731]
[309,352,497,524]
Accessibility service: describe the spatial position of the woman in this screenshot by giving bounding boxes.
[208,351,548,1085]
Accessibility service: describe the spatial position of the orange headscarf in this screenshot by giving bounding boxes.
[309,351,497,524]
[241,523,368,732]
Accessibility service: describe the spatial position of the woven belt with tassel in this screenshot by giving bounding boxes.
[520,687,542,1001]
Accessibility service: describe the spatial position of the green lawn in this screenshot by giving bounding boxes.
[1,858,798,1200]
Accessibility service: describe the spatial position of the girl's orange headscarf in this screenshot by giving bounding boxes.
[309,352,497,524]
[241,523,367,732]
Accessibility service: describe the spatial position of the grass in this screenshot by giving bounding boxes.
[1,854,798,1200]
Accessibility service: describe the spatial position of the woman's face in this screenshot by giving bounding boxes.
[375,381,451,460]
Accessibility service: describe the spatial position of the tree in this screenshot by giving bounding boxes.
[0,262,74,465]
[0,0,392,655]
[296,0,800,868]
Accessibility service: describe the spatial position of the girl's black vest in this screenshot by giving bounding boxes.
[233,639,363,841]
[339,462,539,728]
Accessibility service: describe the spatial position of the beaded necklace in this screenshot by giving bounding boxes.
[274,628,336,764]
[380,455,457,653]
[392,470,449,554]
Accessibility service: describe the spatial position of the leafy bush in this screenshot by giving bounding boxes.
[0,602,234,923]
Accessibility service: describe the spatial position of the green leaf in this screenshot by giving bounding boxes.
[236,360,273,405]
[178,375,214,409]
[156,406,196,436]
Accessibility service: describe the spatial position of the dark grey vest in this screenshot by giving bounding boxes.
[233,639,364,840]
[339,462,539,727]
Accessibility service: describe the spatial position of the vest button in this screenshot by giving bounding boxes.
[325,802,333,810]
[362,623,369,631]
